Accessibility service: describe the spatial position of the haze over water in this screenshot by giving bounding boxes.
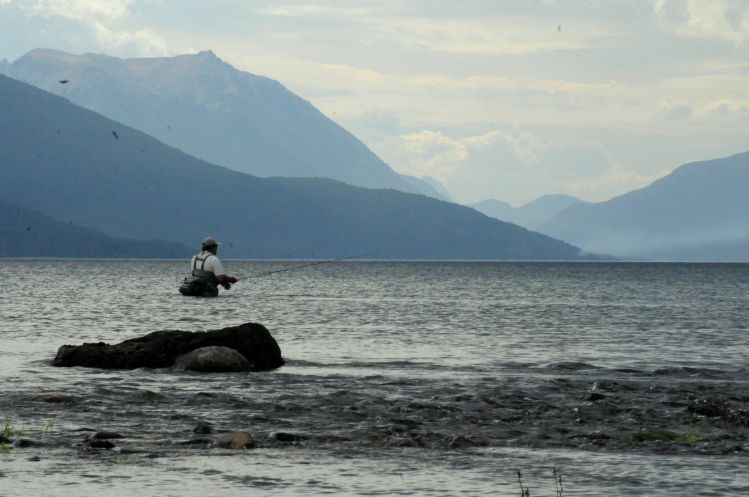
[1,260,748,496]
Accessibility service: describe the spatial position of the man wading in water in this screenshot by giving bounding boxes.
[179,237,239,297]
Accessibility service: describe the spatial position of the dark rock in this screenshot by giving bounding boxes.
[53,322,283,371]
[13,438,40,448]
[178,438,212,446]
[85,439,116,449]
[588,392,606,402]
[33,394,75,404]
[446,435,488,449]
[92,431,124,440]
[213,431,256,449]
[27,456,42,462]
[193,422,214,434]
[271,431,308,443]
[174,346,250,372]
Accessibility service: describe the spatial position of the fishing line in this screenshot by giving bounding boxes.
[238,252,377,279]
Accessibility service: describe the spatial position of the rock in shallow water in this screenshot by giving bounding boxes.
[213,431,256,449]
[53,322,283,371]
[174,346,251,372]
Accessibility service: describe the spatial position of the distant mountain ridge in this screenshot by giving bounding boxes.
[472,194,584,230]
[2,48,442,198]
[540,151,749,260]
[0,199,191,258]
[0,74,597,260]
[399,174,452,201]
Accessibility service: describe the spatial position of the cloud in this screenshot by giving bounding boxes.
[653,0,749,45]
[696,98,749,116]
[24,0,136,22]
[93,21,168,56]
[258,3,372,18]
[380,17,597,56]
[373,128,652,204]
[10,0,169,56]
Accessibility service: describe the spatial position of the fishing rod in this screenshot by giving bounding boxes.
[239,252,377,279]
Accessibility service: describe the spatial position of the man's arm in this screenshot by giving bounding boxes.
[216,274,238,284]
[210,257,238,284]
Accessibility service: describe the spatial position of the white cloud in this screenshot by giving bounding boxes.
[24,0,136,22]
[373,128,654,204]
[380,17,600,55]
[696,98,749,116]
[258,3,372,18]
[93,21,168,56]
[10,0,169,56]
[654,0,749,45]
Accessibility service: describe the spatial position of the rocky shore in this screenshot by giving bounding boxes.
[2,363,746,459]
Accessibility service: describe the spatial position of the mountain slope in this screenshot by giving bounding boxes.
[399,174,451,201]
[0,74,596,260]
[0,199,191,258]
[3,48,429,196]
[540,152,749,259]
[472,194,583,230]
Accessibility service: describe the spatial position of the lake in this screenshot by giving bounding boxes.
[1,260,748,496]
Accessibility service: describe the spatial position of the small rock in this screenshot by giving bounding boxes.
[588,392,606,402]
[85,439,116,449]
[446,435,487,449]
[213,431,256,449]
[174,346,251,373]
[27,456,42,462]
[93,431,124,440]
[193,422,214,434]
[271,431,308,443]
[34,394,74,404]
[13,439,40,448]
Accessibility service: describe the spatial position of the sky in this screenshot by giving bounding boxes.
[1,0,748,205]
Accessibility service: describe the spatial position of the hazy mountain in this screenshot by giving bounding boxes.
[540,151,749,260]
[2,49,439,197]
[399,174,452,201]
[472,194,583,230]
[471,199,515,223]
[0,199,191,258]
[421,176,455,202]
[0,59,8,72]
[0,74,597,260]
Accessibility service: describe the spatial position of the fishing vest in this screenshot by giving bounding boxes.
[192,252,219,284]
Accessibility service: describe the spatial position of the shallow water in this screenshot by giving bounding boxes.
[1,260,748,496]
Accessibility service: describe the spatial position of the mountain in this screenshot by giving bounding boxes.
[2,48,438,197]
[472,194,583,230]
[0,73,597,260]
[399,174,452,201]
[471,199,515,224]
[420,176,456,202]
[539,151,749,260]
[0,199,191,258]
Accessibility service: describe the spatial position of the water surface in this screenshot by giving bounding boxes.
[1,261,747,496]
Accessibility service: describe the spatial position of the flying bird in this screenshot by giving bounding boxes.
[59,79,69,84]
[112,131,119,140]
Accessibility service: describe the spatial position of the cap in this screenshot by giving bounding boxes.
[201,237,220,247]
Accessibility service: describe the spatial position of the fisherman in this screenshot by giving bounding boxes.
[179,237,239,297]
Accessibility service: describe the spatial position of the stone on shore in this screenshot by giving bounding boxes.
[53,322,283,371]
[174,346,251,372]
[213,431,256,449]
